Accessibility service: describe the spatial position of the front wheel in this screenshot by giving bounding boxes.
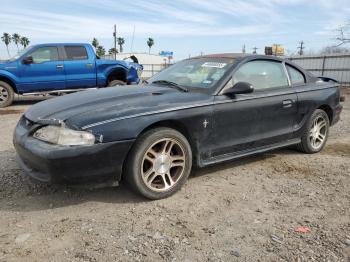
[125,128,192,200]
[108,80,126,87]
[0,81,14,108]
[297,109,329,153]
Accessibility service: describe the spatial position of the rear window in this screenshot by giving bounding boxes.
[286,65,305,85]
[64,46,88,60]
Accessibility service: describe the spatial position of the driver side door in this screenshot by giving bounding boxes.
[209,59,297,161]
[18,46,66,92]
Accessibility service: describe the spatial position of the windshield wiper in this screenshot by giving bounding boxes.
[152,80,188,92]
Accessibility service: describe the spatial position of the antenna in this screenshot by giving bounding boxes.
[130,25,136,53]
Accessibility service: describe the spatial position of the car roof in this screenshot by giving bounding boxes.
[191,53,285,62]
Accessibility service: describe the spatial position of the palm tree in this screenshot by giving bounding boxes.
[117,37,125,53]
[91,38,99,51]
[108,48,118,55]
[1,33,12,57]
[12,33,21,51]
[96,46,105,57]
[147,38,154,54]
[20,37,30,49]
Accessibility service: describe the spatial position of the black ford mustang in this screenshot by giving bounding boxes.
[13,54,343,199]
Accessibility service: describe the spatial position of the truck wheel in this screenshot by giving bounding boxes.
[125,127,192,200]
[297,109,329,153]
[0,81,14,108]
[108,80,126,87]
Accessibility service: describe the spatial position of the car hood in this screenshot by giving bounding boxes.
[0,60,14,69]
[96,59,142,70]
[24,85,213,129]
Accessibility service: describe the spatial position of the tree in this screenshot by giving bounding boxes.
[320,46,350,54]
[20,37,30,49]
[12,33,21,51]
[147,38,154,54]
[117,37,125,53]
[108,47,118,55]
[96,46,105,57]
[91,38,99,50]
[335,23,350,46]
[1,33,12,57]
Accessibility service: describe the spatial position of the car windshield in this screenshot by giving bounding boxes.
[149,58,235,90]
[9,46,33,61]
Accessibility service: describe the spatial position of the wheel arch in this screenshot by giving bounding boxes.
[0,75,18,93]
[106,67,128,84]
[318,104,333,123]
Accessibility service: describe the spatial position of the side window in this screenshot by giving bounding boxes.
[28,47,59,63]
[233,60,289,90]
[64,46,88,60]
[286,65,305,85]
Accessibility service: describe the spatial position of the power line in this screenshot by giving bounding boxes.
[297,41,305,56]
[113,24,117,60]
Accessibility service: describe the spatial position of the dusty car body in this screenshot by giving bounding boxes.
[13,54,342,199]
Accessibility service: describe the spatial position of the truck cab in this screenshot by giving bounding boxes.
[0,43,142,107]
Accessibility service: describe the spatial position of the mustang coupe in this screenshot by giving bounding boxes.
[13,54,342,199]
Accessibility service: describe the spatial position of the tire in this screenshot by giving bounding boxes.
[0,81,14,108]
[297,109,330,153]
[125,127,192,200]
[108,80,126,87]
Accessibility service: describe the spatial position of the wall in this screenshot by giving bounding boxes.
[288,54,350,86]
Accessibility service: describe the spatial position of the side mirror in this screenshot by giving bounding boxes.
[23,56,33,64]
[223,81,254,96]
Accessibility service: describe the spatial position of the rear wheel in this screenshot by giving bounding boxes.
[125,128,192,200]
[297,109,329,153]
[108,80,126,87]
[0,81,14,108]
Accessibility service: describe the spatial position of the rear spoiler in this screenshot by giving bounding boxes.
[317,76,338,83]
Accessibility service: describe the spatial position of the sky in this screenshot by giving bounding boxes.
[0,0,349,60]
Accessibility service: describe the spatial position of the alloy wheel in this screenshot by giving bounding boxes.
[0,87,9,103]
[309,115,327,150]
[141,138,186,192]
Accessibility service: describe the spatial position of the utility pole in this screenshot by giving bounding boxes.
[252,47,258,54]
[242,44,246,54]
[297,41,305,56]
[113,24,117,60]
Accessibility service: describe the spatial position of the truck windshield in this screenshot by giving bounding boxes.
[9,46,33,61]
[149,58,235,90]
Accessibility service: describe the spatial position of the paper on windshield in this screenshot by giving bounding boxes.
[201,62,227,68]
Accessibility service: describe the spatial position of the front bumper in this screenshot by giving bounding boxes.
[13,119,134,184]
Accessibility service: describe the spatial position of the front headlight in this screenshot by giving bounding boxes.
[33,125,95,146]
[137,68,142,77]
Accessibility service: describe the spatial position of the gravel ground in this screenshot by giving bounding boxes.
[0,93,349,262]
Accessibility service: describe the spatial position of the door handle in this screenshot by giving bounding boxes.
[56,64,64,69]
[86,63,93,68]
[282,99,294,108]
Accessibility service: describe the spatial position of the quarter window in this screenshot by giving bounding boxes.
[64,46,88,60]
[286,65,305,85]
[233,60,289,90]
[28,47,59,63]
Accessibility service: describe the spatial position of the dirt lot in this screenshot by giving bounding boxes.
[0,93,349,262]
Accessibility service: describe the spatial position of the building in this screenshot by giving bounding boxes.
[104,53,169,78]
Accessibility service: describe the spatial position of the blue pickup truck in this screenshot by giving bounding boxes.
[0,43,143,107]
